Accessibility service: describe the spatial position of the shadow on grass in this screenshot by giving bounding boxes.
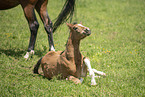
[34,73,52,81]
[0,48,45,58]
[0,48,25,57]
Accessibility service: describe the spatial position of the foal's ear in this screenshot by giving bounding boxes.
[66,23,73,28]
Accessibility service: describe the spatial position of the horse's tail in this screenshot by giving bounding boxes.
[53,0,76,32]
[33,58,42,74]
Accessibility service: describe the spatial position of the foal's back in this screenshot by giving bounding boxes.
[41,51,72,79]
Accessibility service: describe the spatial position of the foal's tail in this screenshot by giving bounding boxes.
[53,0,76,32]
[33,58,42,74]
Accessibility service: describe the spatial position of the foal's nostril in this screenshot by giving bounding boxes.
[85,29,91,32]
[85,29,89,32]
[84,29,91,35]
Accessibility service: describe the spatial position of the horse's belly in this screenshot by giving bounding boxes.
[0,0,19,10]
[42,63,70,79]
[43,65,57,79]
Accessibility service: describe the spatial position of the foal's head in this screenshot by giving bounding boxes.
[67,23,91,40]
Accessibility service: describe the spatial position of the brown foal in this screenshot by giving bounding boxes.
[34,23,106,85]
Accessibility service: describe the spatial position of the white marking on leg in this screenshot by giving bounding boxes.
[24,50,35,59]
[50,45,55,51]
[84,58,93,76]
[87,74,100,78]
[30,50,35,55]
[84,58,97,85]
[24,52,29,59]
[92,69,106,76]
[91,76,97,85]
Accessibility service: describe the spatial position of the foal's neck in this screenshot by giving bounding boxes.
[65,31,81,64]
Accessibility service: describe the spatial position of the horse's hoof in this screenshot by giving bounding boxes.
[91,82,97,86]
[24,52,29,59]
[74,80,82,84]
[91,79,97,86]
[24,50,35,60]
[103,73,106,77]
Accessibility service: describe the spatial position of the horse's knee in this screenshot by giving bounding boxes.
[30,21,39,35]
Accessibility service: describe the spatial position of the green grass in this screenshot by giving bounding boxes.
[0,0,145,96]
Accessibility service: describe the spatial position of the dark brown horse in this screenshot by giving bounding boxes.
[0,0,75,59]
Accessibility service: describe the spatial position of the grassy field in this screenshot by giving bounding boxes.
[0,0,145,96]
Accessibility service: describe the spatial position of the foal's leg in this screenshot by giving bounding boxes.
[66,76,82,84]
[83,58,97,85]
[35,0,55,51]
[83,57,106,85]
[20,1,39,59]
[92,69,106,76]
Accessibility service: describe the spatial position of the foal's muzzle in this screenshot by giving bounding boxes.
[83,29,91,36]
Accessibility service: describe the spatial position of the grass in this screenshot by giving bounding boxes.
[0,0,145,96]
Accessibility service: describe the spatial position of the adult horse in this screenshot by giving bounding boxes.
[0,0,75,59]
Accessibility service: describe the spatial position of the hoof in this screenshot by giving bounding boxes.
[67,76,82,84]
[24,50,35,60]
[103,73,106,76]
[91,81,97,86]
[91,78,97,86]
[49,46,55,51]
[101,73,106,77]
[74,80,82,84]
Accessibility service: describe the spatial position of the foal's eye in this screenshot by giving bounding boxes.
[73,27,78,30]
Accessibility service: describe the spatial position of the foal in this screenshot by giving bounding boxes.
[34,23,106,85]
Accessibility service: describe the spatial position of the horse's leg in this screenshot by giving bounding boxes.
[35,0,55,51]
[66,76,82,84]
[20,1,39,59]
[92,69,106,76]
[83,57,97,85]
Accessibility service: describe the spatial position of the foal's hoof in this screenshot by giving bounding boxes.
[91,79,97,86]
[91,82,97,86]
[24,50,35,60]
[102,73,106,77]
[74,79,82,84]
[67,76,82,84]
